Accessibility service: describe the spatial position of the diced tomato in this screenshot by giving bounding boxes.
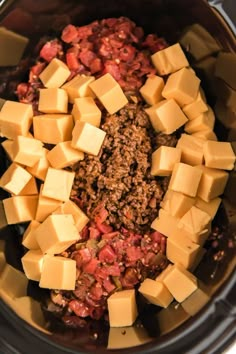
[66,52,80,70]
[103,61,121,81]
[79,248,92,264]
[96,222,113,234]
[98,245,117,264]
[89,226,101,240]
[61,24,79,43]
[79,49,97,68]
[77,25,93,40]
[105,262,121,276]
[39,40,61,62]
[103,278,116,293]
[90,58,103,74]
[89,282,103,300]
[83,258,100,274]
[126,246,143,262]
[119,45,136,62]
[69,300,90,318]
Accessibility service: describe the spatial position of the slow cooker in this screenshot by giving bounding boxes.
[0,0,235,353]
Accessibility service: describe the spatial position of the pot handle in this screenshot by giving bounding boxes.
[208,0,236,36]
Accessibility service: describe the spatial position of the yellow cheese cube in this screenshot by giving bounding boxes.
[151,146,181,176]
[107,289,138,327]
[62,74,95,103]
[151,208,180,237]
[0,162,32,195]
[21,249,45,281]
[203,140,235,170]
[39,58,71,88]
[38,88,68,113]
[195,197,221,220]
[47,141,84,169]
[35,185,62,222]
[17,176,38,196]
[12,135,44,167]
[138,278,173,308]
[53,200,89,232]
[157,302,189,335]
[0,101,33,139]
[0,263,28,298]
[162,263,198,302]
[108,326,151,349]
[177,224,209,246]
[35,214,80,254]
[176,133,205,166]
[33,114,74,144]
[0,240,6,273]
[182,90,208,120]
[189,247,206,272]
[22,220,40,250]
[139,75,164,105]
[72,97,101,127]
[196,165,229,201]
[178,205,211,237]
[89,73,128,114]
[155,264,173,282]
[145,99,188,134]
[160,189,195,218]
[71,121,106,156]
[181,281,210,316]
[39,255,76,290]
[26,148,50,181]
[151,43,189,76]
[185,106,215,134]
[191,129,217,141]
[42,167,75,202]
[162,68,200,107]
[166,231,201,269]
[169,163,202,197]
[0,27,29,66]
[1,139,14,161]
[3,195,38,224]
[215,52,236,90]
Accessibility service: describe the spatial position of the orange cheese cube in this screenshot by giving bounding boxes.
[72,121,106,156]
[195,197,221,220]
[39,255,76,290]
[160,189,195,218]
[0,162,32,195]
[151,43,189,76]
[1,139,14,161]
[53,200,89,232]
[107,289,138,327]
[203,140,235,170]
[35,214,80,255]
[0,98,5,110]
[185,106,215,134]
[39,58,71,88]
[17,176,38,196]
[21,249,45,281]
[38,88,68,113]
[0,263,28,298]
[139,75,164,105]
[151,208,180,238]
[191,129,217,141]
[182,90,208,120]
[47,141,84,169]
[35,185,62,222]
[145,99,188,134]
[176,133,205,166]
[22,220,40,250]
[12,135,44,167]
[26,148,50,181]
[169,163,202,197]
[155,264,173,282]
[89,73,128,114]
[33,114,74,144]
[0,100,33,139]
[178,206,211,237]
[162,68,200,107]
[42,167,75,202]
[62,74,95,103]
[72,97,101,127]
[151,146,181,176]
[138,278,173,308]
[3,195,38,224]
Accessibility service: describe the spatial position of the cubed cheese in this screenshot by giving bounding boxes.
[176,133,205,166]
[0,98,6,110]
[196,165,229,201]
[139,75,164,105]
[39,58,71,88]
[203,140,235,170]
[21,249,45,281]
[35,185,62,222]
[39,255,76,290]
[189,247,206,272]
[162,263,198,302]
[169,163,202,197]
[155,264,173,282]
[12,135,44,167]
[26,148,50,181]
[182,90,208,120]
[17,176,38,196]
[215,52,236,90]
[0,240,6,273]
[71,121,106,156]
[33,114,74,144]
[53,200,89,232]
[0,101,33,139]
[0,162,32,195]
[178,205,211,237]
[62,74,95,103]
[47,141,84,169]
[138,278,173,308]
[185,106,215,134]
[89,73,128,114]
[107,289,138,327]
[38,88,68,113]
[162,68,200,107]
[195,197,221,220]
[0,263,28,298]
[1,139,14,161]
[72,97,101,127]
[145,99,188,134]
[151,146,181,176]
[191,129,217,141]
[3,195,38,224]
[151,209,180,237]
[160,189,195,218]
[42,167,75,202]
[0,27,29,66]
[22,220,40,250]
[151,43,189,76]
[35,214,80,254]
